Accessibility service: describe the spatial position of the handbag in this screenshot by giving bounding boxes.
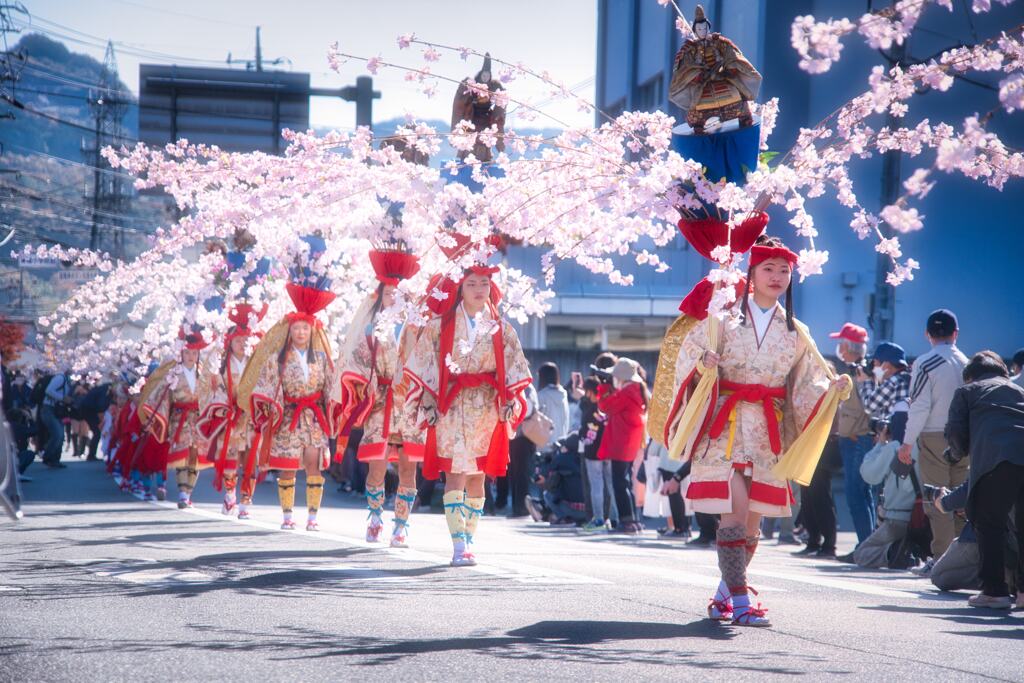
[522,409,554,447]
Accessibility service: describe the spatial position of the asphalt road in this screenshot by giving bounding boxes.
[2,459,1021,682]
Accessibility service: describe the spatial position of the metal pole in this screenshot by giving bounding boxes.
[89,112,102,250]
[869,43,906,343]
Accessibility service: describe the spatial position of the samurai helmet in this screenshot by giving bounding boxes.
[693,4,711,30]
[475,52,493,83]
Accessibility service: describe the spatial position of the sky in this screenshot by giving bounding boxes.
[21,0,598,130]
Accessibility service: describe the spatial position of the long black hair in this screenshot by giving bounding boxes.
[740,234,795,332]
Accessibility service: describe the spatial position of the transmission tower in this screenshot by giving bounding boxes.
[83,40,130,256]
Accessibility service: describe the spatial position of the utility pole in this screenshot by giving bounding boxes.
[83,40,129,255]
[868,40,907,343]
[1,2,28,133]
[310,76,381,129]
[226,26,287,72]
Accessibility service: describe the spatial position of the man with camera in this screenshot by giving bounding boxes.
[942,350,1024,609]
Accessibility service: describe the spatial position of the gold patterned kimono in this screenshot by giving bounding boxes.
[339,323,424,462]
[140,362,212,469]
[250,347,334,471]
[667,304,829,517]
[669,34,761,130]
[404,304,531,476]
[197,354,252,473]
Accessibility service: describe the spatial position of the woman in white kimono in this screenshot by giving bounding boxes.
[337,246,424,547]
[140,329,212,509]
[405,264,532,567]
[666,235,850,626]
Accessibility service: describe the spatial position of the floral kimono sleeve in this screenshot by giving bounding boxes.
[250,359,284,432]
[785,323,831,440]
[337,335,373,433]
[404,319,441,410]
[139,376,171,443]
[501,319,533,428]
[197,368,230,442]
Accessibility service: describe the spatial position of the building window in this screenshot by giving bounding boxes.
[635,74,663,113]
[604,97,626,119]
[547,325,601,350]
[605,324,668,352]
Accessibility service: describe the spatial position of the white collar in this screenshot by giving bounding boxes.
[292,346,310,381]
[230,354,246,375]
[181,364,197,393]
[461,303,480,345]
[748,302,777,344]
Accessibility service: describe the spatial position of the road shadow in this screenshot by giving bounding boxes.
[1,546,514,603]
[2,619,838,673]
[861,603,1024,638]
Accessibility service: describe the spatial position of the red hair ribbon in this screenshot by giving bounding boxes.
[749,245,798,267]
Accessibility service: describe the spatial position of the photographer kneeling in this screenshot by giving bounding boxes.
[845,415,924,569]
[930,481,1018,595]
[944,350,1024,610]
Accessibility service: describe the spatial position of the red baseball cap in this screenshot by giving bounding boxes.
[829,323,868,344]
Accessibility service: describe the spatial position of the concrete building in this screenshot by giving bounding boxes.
[587,0,1024,359]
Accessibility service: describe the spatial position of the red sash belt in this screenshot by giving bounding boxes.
[285,391,329,434]
[171,400,199,445]
[438,372,500,414]
[708,380,786,455]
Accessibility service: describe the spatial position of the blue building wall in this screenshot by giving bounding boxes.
[595,0,1024,358]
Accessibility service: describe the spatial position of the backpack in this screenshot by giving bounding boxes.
[886,469,933,569]
[29,374,54,407]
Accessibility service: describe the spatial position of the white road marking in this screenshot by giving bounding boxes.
[147,500,608,586]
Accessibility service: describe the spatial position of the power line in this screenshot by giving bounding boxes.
[14,82,310,126]
[0,202,155,235]
[0,179,160,224]
[13,16,229,67]
[22,61,134,97]
[1,91,141,141]
[4,143,140,180]
[105,0,252,30]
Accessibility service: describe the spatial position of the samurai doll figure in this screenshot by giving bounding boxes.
[337,242,424,548]
[451,53,506,162]
[404,237,532,567]
[669,4,762,134]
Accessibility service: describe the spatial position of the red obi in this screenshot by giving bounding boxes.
[439,372,500,413]
[285,391,329,434]
[171,400,199,445]
[708,380,786,455]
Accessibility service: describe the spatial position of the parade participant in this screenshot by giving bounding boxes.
[140,329,212,509]
[404,236,531,566]
[337,243,423,547]
[669,4,762,135]
[198,303,266,518]
[238,236,338,531]
[664,234,851,626]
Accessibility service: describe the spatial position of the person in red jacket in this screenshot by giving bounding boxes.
[598,358,649,535]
